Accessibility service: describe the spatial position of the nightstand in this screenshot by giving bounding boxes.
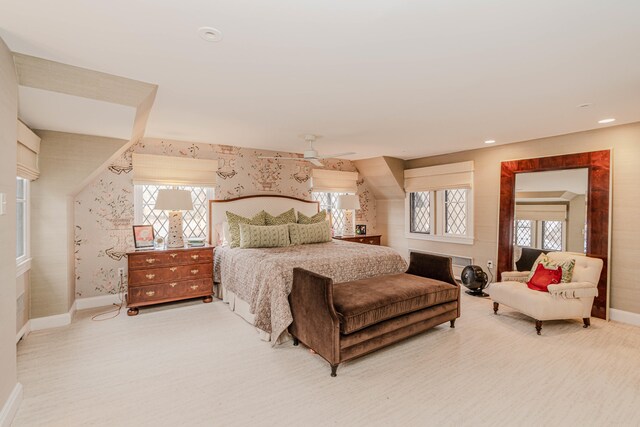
[332,234,381,245]
[126,245,214,316]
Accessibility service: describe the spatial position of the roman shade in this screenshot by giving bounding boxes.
[515,204,567,221]
[311,169,358,193]
[404,161,474,192]
[132,153,217,186]
[17,120,41,180]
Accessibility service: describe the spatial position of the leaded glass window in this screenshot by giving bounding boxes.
[515,219,533,247]
[444,189,467,235]
[410,192,431,234]
[542,220,563,251]
[312,192,345,231]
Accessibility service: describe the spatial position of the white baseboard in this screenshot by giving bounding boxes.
[30,302,76,332]
[610,308,640,327]
[15,321,30,344]
[0,383,23,427]
[75,293,124,310]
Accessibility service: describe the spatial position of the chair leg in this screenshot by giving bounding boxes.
[493,302,499,314]
[535,320,542,335]
[293,337,299,346]
[583,318,591,328]
[450,319,456,328]
[330,365,338,377]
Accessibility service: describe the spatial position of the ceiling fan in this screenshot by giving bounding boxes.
[258,134,355,167]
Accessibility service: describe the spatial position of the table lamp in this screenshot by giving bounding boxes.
[154,189,193,248]
[336,194,360,237]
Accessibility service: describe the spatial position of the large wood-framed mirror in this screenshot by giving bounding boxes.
[497,150,611,319]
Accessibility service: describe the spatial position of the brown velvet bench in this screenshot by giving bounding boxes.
[289,252,460,377]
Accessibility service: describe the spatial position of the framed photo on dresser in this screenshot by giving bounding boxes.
[132,225,155,249]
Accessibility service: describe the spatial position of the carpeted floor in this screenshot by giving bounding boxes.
[14,294,640,426]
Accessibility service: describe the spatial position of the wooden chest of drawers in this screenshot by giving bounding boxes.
[332,234,382,245]
[126,246,214,316]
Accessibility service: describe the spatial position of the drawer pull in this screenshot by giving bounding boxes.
[190,285,199,290]
[146,258,157,264]
[369,240,374,244]
[191,269,199,275]
[170,267,178,272]
[145,291,155,297]
[191,254,200,260]
[169,282,177,288]
[169,253,178,258]
[358,239,364,242]
[145,274,156,279]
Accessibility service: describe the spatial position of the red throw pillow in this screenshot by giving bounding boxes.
[527,263,563,292]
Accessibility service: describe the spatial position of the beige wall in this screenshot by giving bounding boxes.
[378,122,640,314]
[16,272,29,334]
[30,131,126,317]
[0,36,19,415]
[567,195,587,253]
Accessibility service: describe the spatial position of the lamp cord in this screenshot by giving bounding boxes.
[91,269,125,321]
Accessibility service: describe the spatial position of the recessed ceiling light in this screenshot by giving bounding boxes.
[598,118,615,124]
[198,27,223,42]
[484,140,496,144]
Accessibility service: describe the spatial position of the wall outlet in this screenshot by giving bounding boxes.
[487,260,494,269]
[118,267,125,277]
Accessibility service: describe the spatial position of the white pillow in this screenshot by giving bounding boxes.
[222,221,230,246]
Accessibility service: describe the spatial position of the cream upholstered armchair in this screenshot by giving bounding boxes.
[489,252,603,335]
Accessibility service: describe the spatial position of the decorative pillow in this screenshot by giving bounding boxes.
[239,224,290,248]
[226,211,267,248]
[297,210,327,224]
[526,254,575,283]
[527,263,563,292]
[289,221,332,245]
[265,208,297,225]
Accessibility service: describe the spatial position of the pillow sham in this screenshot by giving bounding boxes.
[297,210,327,224]
[265,208,297,225]
[289,221,332,245]
[526,254,575,283]
[239,224,290,248]
[226,210,267,248]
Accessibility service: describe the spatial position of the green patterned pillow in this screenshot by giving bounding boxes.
[527,254,576,283]
[226,210,267,248]
[265,208,297,225]
[289,221,332,245]
[239,224,290,248]
[297,210,327,224]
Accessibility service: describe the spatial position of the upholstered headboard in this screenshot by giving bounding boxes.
[208,195,320,244]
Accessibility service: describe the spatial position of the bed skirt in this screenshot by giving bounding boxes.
[218,283,292,344]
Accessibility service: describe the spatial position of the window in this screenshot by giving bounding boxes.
[16,177,29,266]
[409,192,431,234]
[134,184,214,239]
[312,192,346,232]
[542,220,563,251]
[514,220,534,247]
[407,188,473,244]
[444,189,467,235]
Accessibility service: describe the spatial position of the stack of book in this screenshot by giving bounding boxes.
[187,237,206,247]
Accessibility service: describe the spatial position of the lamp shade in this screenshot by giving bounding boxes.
[336,194,360,210]
[154,189,193,211]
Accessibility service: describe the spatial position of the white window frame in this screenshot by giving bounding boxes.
[405,188,474,245]
[134,184,214,239]
[16,177,31,276]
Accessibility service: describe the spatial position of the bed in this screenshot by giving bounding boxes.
[209,195,408,344]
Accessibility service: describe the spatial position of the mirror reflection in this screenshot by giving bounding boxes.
[514,168,588,254]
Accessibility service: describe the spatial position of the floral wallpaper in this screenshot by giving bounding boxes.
[74,138,377,298]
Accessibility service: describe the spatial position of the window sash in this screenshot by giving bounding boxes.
[409,191,431,234]
[16,177,29,263]
[134,184,214,240]
[312,192,348,232]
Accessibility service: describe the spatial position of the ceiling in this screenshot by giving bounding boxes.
[516,169,588,194]
[2,0,640,160]
[18,87,136,140]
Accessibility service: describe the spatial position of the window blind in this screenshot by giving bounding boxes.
[311,169,358,193]
[132,153,217,187]
[515,204,567,221]
[404,161,473,192]
[17,121,40,180]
